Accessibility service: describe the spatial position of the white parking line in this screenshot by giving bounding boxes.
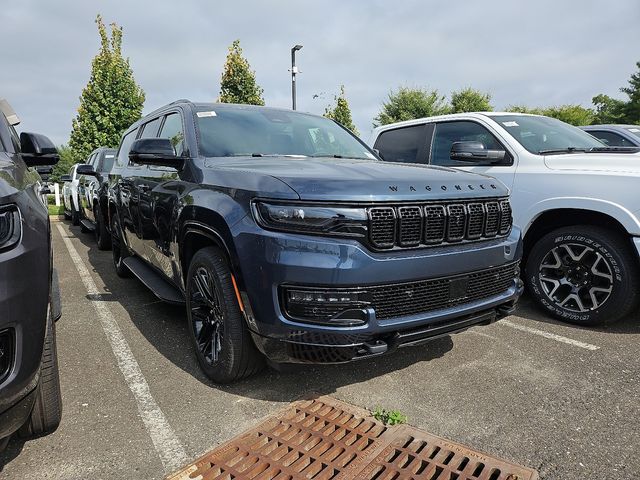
[498,319,600,351]
[56,224,188,473]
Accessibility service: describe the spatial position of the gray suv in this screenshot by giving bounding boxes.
[0,100,62,449]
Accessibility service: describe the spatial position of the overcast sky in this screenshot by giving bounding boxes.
[2,0,639,145]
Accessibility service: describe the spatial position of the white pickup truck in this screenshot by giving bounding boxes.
[370,113,640,326]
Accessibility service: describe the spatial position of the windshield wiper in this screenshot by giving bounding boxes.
[587,146,640,153]
[249,153,308,158]
[537,147,589,155]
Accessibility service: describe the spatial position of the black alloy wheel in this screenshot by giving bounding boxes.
[186,247,263,383]
[110,214,131,278]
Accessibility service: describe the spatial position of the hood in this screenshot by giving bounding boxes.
[544,152,640,175]
[207,156,509,201]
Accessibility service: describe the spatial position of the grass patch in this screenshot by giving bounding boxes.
[372,407,407,426]
[48,204,64,216]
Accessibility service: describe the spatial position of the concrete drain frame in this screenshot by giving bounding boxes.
[167,395,538,480]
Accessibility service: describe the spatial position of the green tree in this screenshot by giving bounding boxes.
[620,61,640,124]
[506,104,594,126]
[374,87,450,126]
[324,85,359,135]
[450,88,493,113]
[219,40,264,105]
[50,145,76,183]
[542,105,594,126]
[69,15,145,162]
[592,94,626,124]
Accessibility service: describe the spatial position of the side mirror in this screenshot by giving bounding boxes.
[129,138,184,169]
[20,132,59,167]
[450,141,506,163]
[60,174,72,183]
[76,163,97,176]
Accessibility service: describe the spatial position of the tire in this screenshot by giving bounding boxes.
[95,206,112,251]
[186,247,263,383]
[63,198,71,220]
[19,311,62,438]
[71,201,80,226]
[526,225,640,326]
[110,214,131,278]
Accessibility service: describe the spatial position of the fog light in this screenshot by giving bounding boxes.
[0,329,13,384]
[283,287,370,325]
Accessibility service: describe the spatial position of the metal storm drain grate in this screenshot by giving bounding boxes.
[167,396,537,480]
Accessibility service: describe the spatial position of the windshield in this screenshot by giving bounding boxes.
[194,106,375,160]
[488,114,604,154]
[625,126,640,139]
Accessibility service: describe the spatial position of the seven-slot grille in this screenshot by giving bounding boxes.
[368,198,512,249]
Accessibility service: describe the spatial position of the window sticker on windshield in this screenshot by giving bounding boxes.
[502,121,519,127]
[105,154,114,158]
[197,111,217,118]
[629,128,640,133]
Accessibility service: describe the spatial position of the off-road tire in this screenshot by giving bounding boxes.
[70,202,79,226]
[186,247,263,383]
[18,311,62,438]
[526,225,639,326]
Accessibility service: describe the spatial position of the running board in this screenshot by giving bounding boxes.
[80,219,96,231]
[122,256,185,305]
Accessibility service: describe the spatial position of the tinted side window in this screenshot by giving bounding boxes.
[588,130,633,147]
[99,152,116,173]
[159,113,185,156]
[116,129,138,167]
[374,125,426,163]
[431,121,508,166]
[140,118,162,139]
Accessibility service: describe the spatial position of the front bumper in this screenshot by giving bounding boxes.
[232,216,523,364]
[0,191,50,437]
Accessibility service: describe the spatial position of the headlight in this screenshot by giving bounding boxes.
[0,205,21,252]
[253,201,367,237]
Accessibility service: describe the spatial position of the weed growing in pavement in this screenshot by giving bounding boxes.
[372,407,407,425]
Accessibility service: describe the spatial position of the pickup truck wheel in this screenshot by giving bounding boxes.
[95,207,112,251]
[186,247,263,383]
[70,202,80,226]
[526,225,639,326]
[62,198,71,220]
[19,310,62,438]
[110,214,131,278]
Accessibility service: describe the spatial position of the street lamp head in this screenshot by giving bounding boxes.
[292,44,303,52]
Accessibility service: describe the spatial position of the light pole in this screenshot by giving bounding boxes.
[291,44,303,110]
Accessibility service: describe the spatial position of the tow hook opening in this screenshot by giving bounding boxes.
[360,340,388,355]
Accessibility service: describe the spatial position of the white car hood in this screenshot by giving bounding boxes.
[544,152,640,174]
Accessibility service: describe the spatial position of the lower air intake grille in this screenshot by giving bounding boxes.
[370,262,518,320]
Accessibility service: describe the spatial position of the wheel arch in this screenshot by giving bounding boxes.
[523,207,634,261]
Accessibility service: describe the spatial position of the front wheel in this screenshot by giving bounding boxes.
[95,206,112,251]
[526,225,639,326]
[19,311,62,438]
[110,214,131,278]
[70,201,80,226]
[186,247,263,383]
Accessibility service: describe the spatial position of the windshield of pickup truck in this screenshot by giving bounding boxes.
[488,114,605,154]
[195,106,375,159]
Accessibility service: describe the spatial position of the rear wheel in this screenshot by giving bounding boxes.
[526,225,639,326]
[186,247,263,383]
[110,214,131,278]
[95,206,112,251]
[19,311,62,438]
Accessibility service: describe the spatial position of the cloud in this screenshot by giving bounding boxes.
[1,0,638,146]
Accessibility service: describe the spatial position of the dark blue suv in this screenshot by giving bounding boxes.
[108,101,523,383]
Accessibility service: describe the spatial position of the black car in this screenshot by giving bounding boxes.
[0,99,62,448]
[108,100,523,384]
[77,147,117,249]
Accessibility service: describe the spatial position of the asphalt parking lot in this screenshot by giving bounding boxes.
[1,220,638,480]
